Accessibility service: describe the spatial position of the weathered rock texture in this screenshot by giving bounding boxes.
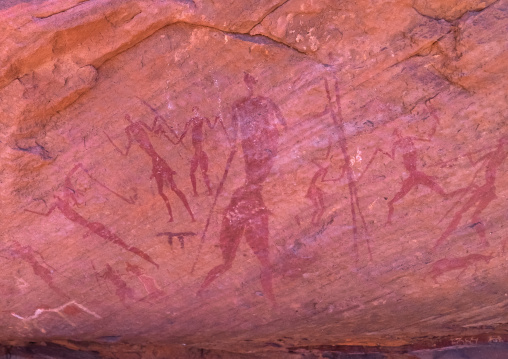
[1,0,508,357]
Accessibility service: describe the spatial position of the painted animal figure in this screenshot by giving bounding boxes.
[429,253,493,282]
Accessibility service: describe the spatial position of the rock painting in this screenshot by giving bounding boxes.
[324,78,371,261]
[126,263,164,300]
[429,253,494,282]
[176,106,225,196]
[157,231,196,249]
[383,102,446,225]
[100,264,136,307]
[197,73,286,304]
[434,135,508,249]
[24,164,158,268]
[11,301,101,327]
[106,114,195,222]
[5,241,67,298]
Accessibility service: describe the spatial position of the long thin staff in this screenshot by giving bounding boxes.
[81,166,135,204]
[190,146,237,273]
[214,79,231,145]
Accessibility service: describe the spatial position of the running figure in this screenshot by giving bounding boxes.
[434,135,508,249]
[107,114,195,222]
[198,73,286,304]
[24,164,159,268]
[385,105,446,224]
[177,107,224,196]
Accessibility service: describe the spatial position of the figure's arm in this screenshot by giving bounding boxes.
[24,203,57,217]
[467,150,490,166]
[146,116,180,144]
[205,116,219,129]
[271,101,287,129]
[177,120,191,144]
[34,250,57,272]
[105,128,133,156]
[322,164,346,182]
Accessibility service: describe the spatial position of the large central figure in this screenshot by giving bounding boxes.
[199,73,286,304]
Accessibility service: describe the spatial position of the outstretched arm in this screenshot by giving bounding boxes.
[105,127,133,156]
[270,101,287,129]
[357,147,391,182]
[25,203,57,217]
[144,116,179,144]
[322,163,346,182]
[177,120,192,144]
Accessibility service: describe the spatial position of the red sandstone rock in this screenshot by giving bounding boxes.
[0,0,507,358]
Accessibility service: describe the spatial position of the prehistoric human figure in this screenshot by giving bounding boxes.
[434,135,508,249]
[177,107,223,196]
[198,73,286,304]
[101,264,136,306]
[126,262,164,299]
[24,164,159,268]
[107,114,195,222]
[384,107,445,224]
[6,240,67,298]
[305,142,343,225]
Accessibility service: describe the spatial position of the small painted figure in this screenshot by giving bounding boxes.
[384,105,446,224]
[429,253,493,282]
[434,135,508,249]
[157,231,196,249]
[106,114,195,222]
[6,240,67,298]
[24,164,159,268]
[177,107,224,196]
[126,262,164,299]
[101,264,136,306]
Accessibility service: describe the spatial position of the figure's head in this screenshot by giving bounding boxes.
[192,106,199,116]
[243,72,257,91]
[124,114,133,124]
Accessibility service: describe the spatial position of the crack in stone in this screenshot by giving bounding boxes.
[247,0,293,32]
[33,0,92,20]
[411,0,502,23]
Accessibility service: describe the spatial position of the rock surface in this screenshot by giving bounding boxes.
[0,0,507,357]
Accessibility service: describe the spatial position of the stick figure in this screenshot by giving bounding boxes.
[24,163,159,268]
[434,135,508,249]
[197,73,286,304]
[177,107,225,196]
[106,114,195,222]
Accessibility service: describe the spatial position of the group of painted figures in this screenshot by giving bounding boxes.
[20,73,507,305]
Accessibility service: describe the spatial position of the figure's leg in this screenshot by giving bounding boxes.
[387,178,414,224]
[433,195,479,250]
[199,151,213,195]
[309,195,319,224]
[245,211,276,304]
[169,177,196,222]
[470,191,496,246]
[90,222,159,268]
[417,172,447,197]
[190,154,199,196]
[199,211,244,292]
[155,173,173,222]
[316,189,326,224]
